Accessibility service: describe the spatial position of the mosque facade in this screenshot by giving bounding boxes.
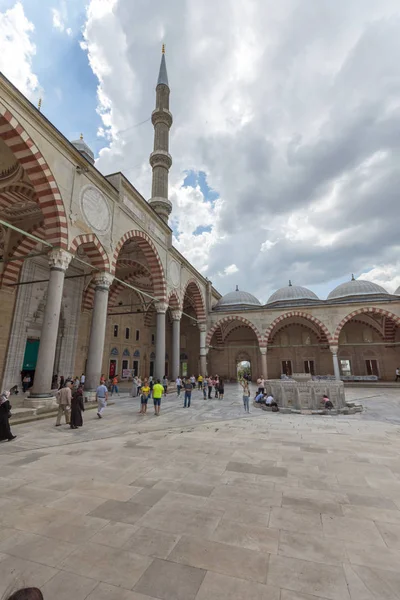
[0,50,399,402]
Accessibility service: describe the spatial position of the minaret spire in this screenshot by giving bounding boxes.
[149,45,173,223]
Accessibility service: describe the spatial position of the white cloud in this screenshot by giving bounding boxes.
[0,2,40,100]
[80,0,400,298]
[51,3,73,36]
[359,264,400,294]
[224,264,239,276]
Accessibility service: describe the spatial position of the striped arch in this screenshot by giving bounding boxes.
[182,279,206,322]
[207,316,263,347]
[69,234,110,271]
[168,290,181,311]
[332,307,400,344]
[1,221,45,286]
[108,274,148,307]
[0,104,68,247]
[112,230,166,301]
[264,312,332,346]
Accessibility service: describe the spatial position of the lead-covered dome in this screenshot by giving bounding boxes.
[72,134,95,165]
[327,276,389,301]
[267,281,319,307]
[395,285,400,295]
[214,286,261,310]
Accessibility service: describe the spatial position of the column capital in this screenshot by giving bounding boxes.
[48,249,72,271]
[198,322,207,333]
[93,272,114,290]
[154,300,168,314]
[330,345,339,354]
[171,309,182,321]
[259,346,267,355]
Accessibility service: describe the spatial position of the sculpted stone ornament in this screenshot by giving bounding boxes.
[154,300,168,314]
[94,272,114,290]
[198,323,207,332]
[48,249,72,271]
[330,345,339,354]
[260,347,268,355]
[171,310,182,321]
[80,185,111,233]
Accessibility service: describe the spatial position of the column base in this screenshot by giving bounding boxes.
[84,391,97,403]
[24,396,58,409]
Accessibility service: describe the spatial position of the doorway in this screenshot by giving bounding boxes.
[365,359,379,377]
[109,359,117,378]
[237,360,251,380]
[281,360,292,376]
[22,338,40,384]
[304,360,315,376]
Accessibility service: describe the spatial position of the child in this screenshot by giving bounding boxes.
[140,379,150,415]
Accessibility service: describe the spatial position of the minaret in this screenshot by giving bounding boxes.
[149,44,173,223]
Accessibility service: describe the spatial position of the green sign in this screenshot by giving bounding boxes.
[23,339,40,370]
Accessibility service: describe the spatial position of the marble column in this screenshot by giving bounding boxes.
[85,272,114,391]
[155,301,167,380]
[30,249,72,398]
[330,346,341,380]
[260,347,268,380]
[199,323,207,375]
[171,310,182,381]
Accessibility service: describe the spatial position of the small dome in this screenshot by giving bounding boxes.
[214,286,261,310]
[267,281,319,306]
[72,134,95,165]
[328,276,389,301]
[395,286,400,295]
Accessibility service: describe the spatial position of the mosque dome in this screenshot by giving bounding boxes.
[395,285,400,296]
[214,286,261,310]
[327,276,389,301]
[72,134,95,165]
[267,281,319,307]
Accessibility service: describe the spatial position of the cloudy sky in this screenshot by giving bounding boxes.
[1,0,400,301]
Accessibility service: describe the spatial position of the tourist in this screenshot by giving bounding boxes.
[80,373,86,386]
[162,375,168,396]
[7,588,44,600]
[100,374,106,384]
[190,374,196,389]
[137,376,142,396]
[58,375,65,390]
[149,375,154,398]
[240,379,250,413]
[152,379,164,416]
[0,390,16,442]
[176,375,182,396]
[131,376,138,397]
[73,376,80,390]
[255,391,264,403]
[396,367,400,382]
[203,377,208,399]
[96,380,108,418]
[184,377,192,407]
[257,376,265,395]
[197,374,203,390]
[214,376,219,399]
[218,378,225,400]
[322,394,333,410]
[140,378,150,414]
[111,375,119,395]
[265,394,279,411]
[207,376,213,398]
[22,374,31,392]
[51,374,58,389]
[70,384,85,429]
[55,381,72,426]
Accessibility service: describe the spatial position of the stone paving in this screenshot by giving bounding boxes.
[1,384,400,599]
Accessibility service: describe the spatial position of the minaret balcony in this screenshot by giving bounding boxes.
[150,150,172,169]
[151,109,173,128]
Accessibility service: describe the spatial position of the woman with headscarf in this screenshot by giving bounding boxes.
[0,390,16,441]
[70,384,85,429]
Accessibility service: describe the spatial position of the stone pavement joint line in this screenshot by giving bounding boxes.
[1,384,400,599]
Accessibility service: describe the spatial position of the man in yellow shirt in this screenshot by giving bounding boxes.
[139,378,150,415]
[152,379,164,416]
[197,374,203,390]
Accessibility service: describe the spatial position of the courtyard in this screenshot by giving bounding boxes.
[1,383,400,599]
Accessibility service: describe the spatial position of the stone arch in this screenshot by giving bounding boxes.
[0,103,68,247]
[168,290,181,312]
[332,307,400,344]
[69,233,110,271]
[182,278,206,322]
[112,230,166,301]
[207,316,262,347]
[1,221,45,286]
[264,311,332,346]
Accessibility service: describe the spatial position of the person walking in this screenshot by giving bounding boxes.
[240,379,250,413]
[183,378,192,407]
[152,379,164,416]
[207,376,213,399]
[214,376,219,399]
[218,378,225,400]
[70,385,85,429]
[58,376,65,390]
[176,376,182,397]
[80,373,86,386]
[22,374,31,393]
[139,379,150,414]
[162,375,168,396]
[202,377,208,399]
[396,367,400,382]
[111,376,119,395]
[0,391,16,441]
[96,380,108,418]
[131,376,138,398]
[149,376,154,398]
[55,382,72,426]
[197,374,203,390]
[137,376,142,396]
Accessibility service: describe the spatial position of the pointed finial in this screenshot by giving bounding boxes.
[235,285,239,291]
[38,98,42,111]
[162,43,165,54]
[351,274,355,281]
[80,133,83,140]
[288,280,292,286]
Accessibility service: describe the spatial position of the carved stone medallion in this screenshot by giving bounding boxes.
[169,260,180,287]
[80,185,111,234]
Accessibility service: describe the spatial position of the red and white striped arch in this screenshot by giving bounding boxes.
[264,311,332,346]
[207,316,263,347]
[332,307,400,344]
[0,104,68,247]
[1,221,45,286]
[69,233,110,271]
[168,290,181,311]
[182,279,206,322]
[112,230,166,301]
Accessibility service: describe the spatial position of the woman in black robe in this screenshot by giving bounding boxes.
[70,385,85,429]
[0,390,16,441]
